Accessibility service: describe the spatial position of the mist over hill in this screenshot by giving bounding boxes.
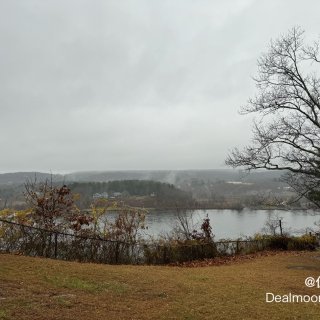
[0,169,284,186]
[0,172,65,186]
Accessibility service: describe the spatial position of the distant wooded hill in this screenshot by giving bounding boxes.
[0,170,299,210]
[0,172,64,185]
[0,169,283,186]
[69,180,194,209]
[69,180,190,198]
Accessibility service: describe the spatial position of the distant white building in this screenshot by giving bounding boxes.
[92,192,109,199]
[113,192,122,198]
[226,181,253,185]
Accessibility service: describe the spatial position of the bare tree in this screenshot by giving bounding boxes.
[226,27,320,207]
[24,176,77,230]
[174,209,195,240]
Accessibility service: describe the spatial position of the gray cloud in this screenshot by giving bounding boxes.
[0,0,319,172]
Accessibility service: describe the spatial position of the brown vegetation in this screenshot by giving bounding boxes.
[1,252,320,319]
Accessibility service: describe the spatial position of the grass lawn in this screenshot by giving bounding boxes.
[1,252,320,319]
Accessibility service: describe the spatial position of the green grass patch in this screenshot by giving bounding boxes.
[0,310,8,320]
[52,295,74,308]
[44,275,128,294]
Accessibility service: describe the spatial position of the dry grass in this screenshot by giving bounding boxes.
[1,252,320,319]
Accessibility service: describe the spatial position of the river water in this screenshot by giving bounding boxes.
[142,209,320,240]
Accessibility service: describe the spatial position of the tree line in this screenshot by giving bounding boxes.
[69,180,194,209]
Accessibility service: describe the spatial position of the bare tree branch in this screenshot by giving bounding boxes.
[226,27,320,207]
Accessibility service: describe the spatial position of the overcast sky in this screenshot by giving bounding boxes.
[1,0,319,173]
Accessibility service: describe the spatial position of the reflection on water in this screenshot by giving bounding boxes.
[143,209,320,240]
